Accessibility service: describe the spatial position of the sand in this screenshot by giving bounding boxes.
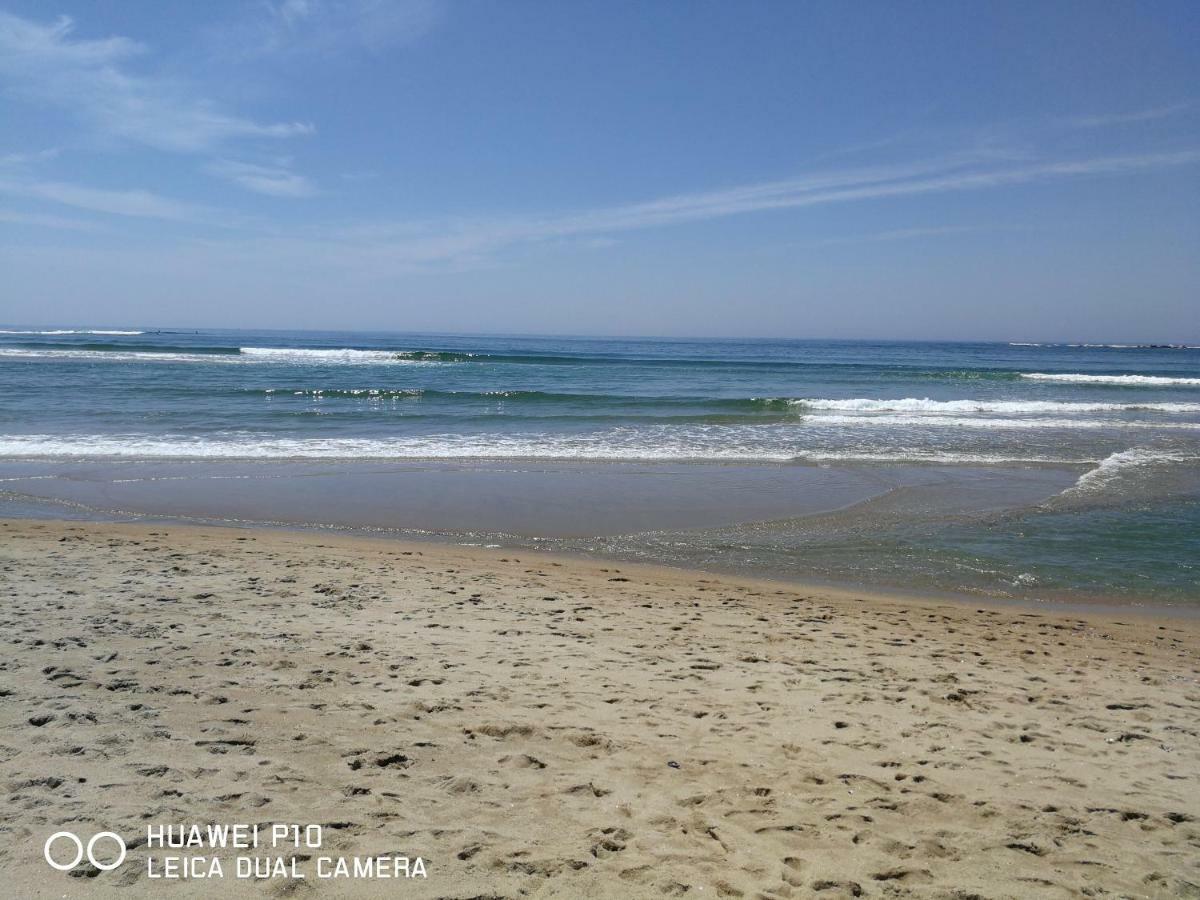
[0,518,1197,899]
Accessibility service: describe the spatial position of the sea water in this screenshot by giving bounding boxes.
[1,328,1196,604]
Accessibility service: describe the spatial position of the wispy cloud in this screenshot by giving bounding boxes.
[196,147,1192,271]
[207,159,317,197]
[210,0,443,60]
[0,208,107,232]
[809,225,987,247]
[0,176,210,223]
[6,144,1194,301]
[0,11,313,153]
[0,142,205,225]
[5,109,1197,264]
[1063,102,1190,129]
[0,147,61,167]
[324,148,1200,265]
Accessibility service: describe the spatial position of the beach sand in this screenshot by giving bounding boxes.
[0,518,1197,898]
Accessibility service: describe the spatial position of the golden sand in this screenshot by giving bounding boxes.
[1,519,1197,898]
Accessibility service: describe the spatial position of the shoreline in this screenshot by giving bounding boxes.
[1,517,1196,897]
[2,504,1197,619]
[3,450,1194,608]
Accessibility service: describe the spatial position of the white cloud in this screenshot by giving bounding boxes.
[0,147,61,167]
[0,176,210,222]
[212,0,443,59]
[141,147,1184,274]
[5,145,1194,323]
[1063,103,1190,129]
[316,148,1200,265]
[5,135,1196,264]
[809,226,987,247]
[207,159,317,197]
[0,208,106,232]
[0,11,313,153]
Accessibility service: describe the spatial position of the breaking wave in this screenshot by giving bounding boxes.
[0,329,144,335]
[0,431,1101,464]
[1058,448,1200,498]
[239,347,474,363]
[789,398,1200,413]
[1021,373,1200,386]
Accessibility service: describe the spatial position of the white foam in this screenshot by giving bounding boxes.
[0,348,228,363]
[0,434,790,461]
[1067,343,1199,350]
[1009,343,1199,350]
[0,329,144,335]
[241,347,398,361]
[1063,448,1200,496]
[791,398,1200,413]
[0,432,1099,465]
[799,414,1198,429]
[791,451,1092,465]
[1021,373,1200,386]
[0,347,437,365]
[239,347,444,364]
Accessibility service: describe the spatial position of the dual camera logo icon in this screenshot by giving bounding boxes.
[44,831,127,872]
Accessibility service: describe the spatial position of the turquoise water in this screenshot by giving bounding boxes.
[555,493,1200,605]
[1,328,1197,603]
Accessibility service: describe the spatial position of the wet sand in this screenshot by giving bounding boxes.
[0,518,1197,898]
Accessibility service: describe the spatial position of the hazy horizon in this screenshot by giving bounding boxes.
[2,1,1198,341]
[2,322,1200,346]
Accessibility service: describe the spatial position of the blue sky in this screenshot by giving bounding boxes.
[1,0,1197,340]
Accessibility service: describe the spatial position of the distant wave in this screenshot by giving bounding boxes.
[260,388,713,405]
[0,328,144,336]
[1009,342,1199,350]
[230,348,1037,376]
[0,346,459,365]
[260,389,795,409]
[3,341,238,355]
[0,348,229,364]
[252,391,1200,417]
[2,342,993,373]
[239,348,854,369]
[239,347,474,363]
[2,341,1197,388]
[1021,373,1200,386]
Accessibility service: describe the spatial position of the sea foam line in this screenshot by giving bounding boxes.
[1010,342,1199,349]
[0,329,144,335]
[799,414,1199,429]
[0,348,228,363]
[239,347,407,361]
[791,398,1200,413]
[0,347,446,365]
[1021,373,1200,386]
[239,347,471,363]
[0,433,1102,464]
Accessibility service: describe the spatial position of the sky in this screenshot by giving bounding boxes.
[0,0,1197,341]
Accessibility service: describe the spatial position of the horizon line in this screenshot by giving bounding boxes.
[2,323,1198,347]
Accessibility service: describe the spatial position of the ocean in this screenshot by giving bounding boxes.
[1,328,1197,605]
